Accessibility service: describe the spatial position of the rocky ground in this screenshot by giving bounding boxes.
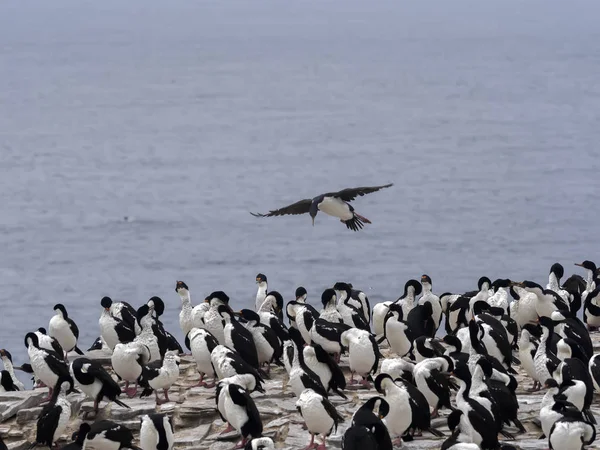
[2,340,600,450]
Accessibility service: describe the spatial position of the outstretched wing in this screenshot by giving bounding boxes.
[325,184,393,202]
[250,198,312,217]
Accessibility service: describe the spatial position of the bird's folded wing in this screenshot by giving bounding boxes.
[325,184,393,202]
[250,198,312,217]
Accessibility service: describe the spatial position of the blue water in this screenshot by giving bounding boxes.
[1,0,599,375]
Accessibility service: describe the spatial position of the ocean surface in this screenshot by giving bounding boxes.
[1,0,599,377]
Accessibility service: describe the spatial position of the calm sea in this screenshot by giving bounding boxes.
[1,0,599,379]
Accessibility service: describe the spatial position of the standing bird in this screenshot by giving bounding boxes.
[296,388,344,450]
[340,328,380,388]
[139,350,181,405]
[99,297,136,351]
[250,184,393,231]
[346,397,392,450]
[0,349,25,391]
[111,342,151,398]
[30,377,75,449]
[187,328,219,388]
[24,332,72,401]
[70,357,129,417]
[139,413,174,450]
[255,274,269,312]
[48,304,84,360]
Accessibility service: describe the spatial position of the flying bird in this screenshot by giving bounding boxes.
[250,184,393,231]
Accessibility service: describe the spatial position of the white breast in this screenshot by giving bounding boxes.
[317,197,353,220]
[204,309,226,345]
[190,332,215,377]
[372,301,392,337]
[223,388,250,432]
[99,312,120,351]
[382,385,412,437]
[49,316,76,352]
[28,347,59,388]
[296,390,335,436]
[83,431,121,450]
[111,344,143,382]
[385,319,411,357]
[344,331,375,377]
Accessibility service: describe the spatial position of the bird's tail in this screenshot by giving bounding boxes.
[354,212,371,224]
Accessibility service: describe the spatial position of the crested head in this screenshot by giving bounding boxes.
[176,280,190,294]
[239,308,260,323]
[0,349,12,362]
[256,273,267,285]
[575,260,597,272]
[421,274,432,286]
[491,278,511,290]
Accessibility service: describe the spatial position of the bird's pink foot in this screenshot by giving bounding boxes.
[392,437,403,447]
[220,423,234,435]
[233,438,247,449]
[360,378,371,388]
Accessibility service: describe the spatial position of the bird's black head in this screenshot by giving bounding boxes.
[53,304,68,318]
[148,296,165,317]
[100,296,113,309]
[73,423,91,444]
[477,277,492,291]
[421,274,432,286]
[218,304,234,319]
[491,278,511,290]
[333,282,352,297]
[266,291,284,311]
[508,286,520,300]
[550,263,564,279]
[321,288,337,308]
[24,332,39,349]
[575,260,597,272]
[488,306,505,317]
[522,323,542,338]
[37,327,47,334]
[544,378,559,389]
[295,286,307,300]
[443,335,461,352]
[538,316,555,331]
[205,291,230,305]
[136,305,151,324]
[374,373,393,394]
[239,308,260,323]
[176,280,189,292]
[309,201,319,226]
[256,273,267,284]
[472,300,490,316]
[0,349,12,362]
[404,279,423,296]
[362,396,389,419]
[517,280,543,291]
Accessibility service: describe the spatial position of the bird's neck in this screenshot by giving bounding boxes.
[548,273,560,290]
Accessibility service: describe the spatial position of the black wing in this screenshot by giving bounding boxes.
[324,184,393,202]
[36,404,62,446]
[165,331,183,353]
[250,198,312,217]
[313,344,346,390]
[228,384,263,435]
[66,318,80,340]
[321,397,344,431]
[43,351,71,381]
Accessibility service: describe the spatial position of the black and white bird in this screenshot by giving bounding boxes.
[30,376,75,449]
[139,413,174,450]
[139,350,180,405]
[176,281,206,340]
[373,279,422,338]
[216,374,264,449]
[24,332,73,401]
[34,328,64,360]
[296,388,344,450]
[283,335,329,398]
[187,327,219,388]
[111,342,151,398]
[238,309,283,373]
[333,283,369,331]
[547,401,596,450]
[518,325,541,391]
[298,332,347,399]
[99,297,136,351]
[340,328,379,388]
[56,423,89,450]
[203,291,230,346]
[255,291,289,343]
[132,305,162,363]
[589,353,600,391]
[210,345,265,391]
[70,357,129,417]
[80,420,138,450]
[0,349,25,391]
[412,356,455,418]
[380,303,413,358]
[146,296,182,356]
[255,273,269,312]
[1,370,18,392]
[418,275,442,335]
[250,184,394,231]
[220,306,261,372]
[347,397,392,450]
[48,304,84,360]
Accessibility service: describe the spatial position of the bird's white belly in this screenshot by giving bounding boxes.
[140,421,159,450]
[348,338,374,377]
[299,396,335,436]
[49,317,76,352]
[224,396,249,431]
[191,340,215,376]
[317,197,353,220]
[111,349,142,382]
[29,348,59,387]
[83,432,121,450]
[372,302,392,337]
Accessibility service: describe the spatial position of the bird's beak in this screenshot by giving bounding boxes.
[311,216,315,226]
[509,281,523,287]
[574,263,584,267]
